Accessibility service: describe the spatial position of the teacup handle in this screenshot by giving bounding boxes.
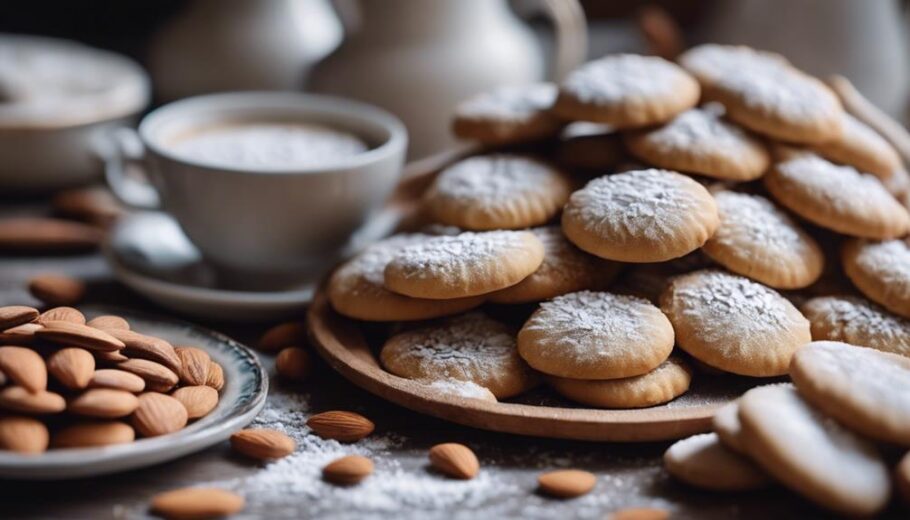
[538,0,588,81]
[102,127,162,210]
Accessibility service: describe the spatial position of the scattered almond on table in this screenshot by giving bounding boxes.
[306,410,375,442]
[428,442,479,480]
[322,454,373,485]
[537,469,597,499]
[28,273,86,307]
[257,321,307,352]
[150,487,245,520]
[230,428,296,461]
[275,346,312,382]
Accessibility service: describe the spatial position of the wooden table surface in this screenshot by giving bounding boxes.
[0,198,889,520]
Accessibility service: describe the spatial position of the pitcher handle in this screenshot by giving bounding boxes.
[100,127,162,210]
[539,0,588,81]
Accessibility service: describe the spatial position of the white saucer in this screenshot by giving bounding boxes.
[103,211,396,322]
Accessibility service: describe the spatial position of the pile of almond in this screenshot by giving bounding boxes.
[0,304,224,454]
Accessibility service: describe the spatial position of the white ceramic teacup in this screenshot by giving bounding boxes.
[104,92,407,281]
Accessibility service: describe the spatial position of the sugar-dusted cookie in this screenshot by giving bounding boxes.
[553,54,699,128]
[562,169,718,263]
[810,113,901,180]
[328,235,485,321]
[679,44,843,144]
[842,238,910,318]
[623,106,770,181]
[489,226,620,304]
[702,191,823,289]
[801,295,910,358]
[712,401,745,453]
[555,122,625,172]
[423,154,572,230]
[384,230,544,299]
[419,378,498,403]
[660,270,811,376]
[738,384,890,517]
[380,312,539,399]
[790,341,910,446]
[664,433,769,491]
[518,291,674,379]
[764,150,910,239]
[548,356,691,408]
[610,251,714,304]
[452,83,563,145]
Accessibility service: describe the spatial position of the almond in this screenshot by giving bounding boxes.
[0,346,46,392]
[150,487,245,520]
[132,392,188,437]
[68,388,140,418]
[205,361,224,391]
[258,321,307,352]
[175,346,210,386]
[47,347,95,389]
[0,386,65,414]
[322,455,373,485]
[90,368,146,393]
[35,320,125,352]
[0,305,38,329]
[171,385,218,419]
[118,359,179,392]
[0,217,102,252]
[28,274,86,306]
[608,507,671,520]
[537,469,597,498]
[0,416,49,454]
[94,349,129,364]
[52,186,123,227]
[106,329,181,372]
[86,314,130,330]
[429,443,480,480]
[275,347,312,381]
[230,428,296,460]
[0,322,42,344]
[306,410,375,442]
[38,306,86,325]
[51,421,135,448]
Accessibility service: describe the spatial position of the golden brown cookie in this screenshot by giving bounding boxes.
[702,191,824,289]
[810,113,901,180]
[561,169,719,263]
[488,226,620,304]
[790,341,910,446]
[679,44,843,144]
[842,238,910,318]
[553,54,700,128]
[422,154,572,230]
[738,383,890,517]
[801,295,910,358]
[712,401,745,453]
[451,83,563,145]
[383,230,544,299]
[664,433,769,491]
[548,356,691,408]
[623,106,770,181]
[660,270,811,376]
[555,123,625,172]
[328,235,485,321]
[380,312,539,399]
[764,150,910,239]
[518,291,674,379]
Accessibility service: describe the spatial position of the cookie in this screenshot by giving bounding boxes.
[610,251,714,304]
[561,169,719,263]
[664,433,769,491]
[712,401,745,453]
[451,83,563,145]
[380,312,539,399]
[801,295,910,358]
[517,291,674,379]
[810,113,901,180]
[701,191,824,289]
[764,150,910,239]
[548,356,691,408]
[328,235,484,321]
[738,383,890,517]
[488,226,620,304]
[623,106,770,181]
[553,54,699,128]
[660,270,811,376]
[419,378,498,403]
[422,154,572,230]
[842,238,910,318]
[383,230,545,299]
[790,341,910,446]
[555,123,625,172]
[679,44,843,144]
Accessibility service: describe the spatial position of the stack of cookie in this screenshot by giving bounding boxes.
[327,45,910,430]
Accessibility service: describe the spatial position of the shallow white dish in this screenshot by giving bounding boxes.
[0,305,268,480]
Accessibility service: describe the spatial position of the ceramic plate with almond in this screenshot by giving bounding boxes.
[0,305,267,479]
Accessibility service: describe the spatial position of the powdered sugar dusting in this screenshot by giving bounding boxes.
[420,378,497,402]
[850,239,910,296]
[336,234,430,290]
[711,191,812,253]
[430,155,566,205]
[638,108,758,158]
[802,296,910,357]
[456,83,557,122]
[561,54,693,105]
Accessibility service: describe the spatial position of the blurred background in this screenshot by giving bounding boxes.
[1,0,908,159]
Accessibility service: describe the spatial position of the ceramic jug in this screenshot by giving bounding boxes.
[307,0,586,159]
[149,0,343,101]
